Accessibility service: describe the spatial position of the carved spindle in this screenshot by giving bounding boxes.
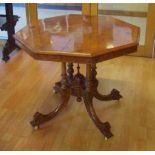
[67,63,74,82]
[77,64,80,73]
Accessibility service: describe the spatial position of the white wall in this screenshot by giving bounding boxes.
[99,3,148,12]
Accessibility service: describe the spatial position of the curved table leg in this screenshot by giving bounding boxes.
[30,62,70,129]
[91,64,122,101]
[83,92,113,139]
[84,64,113,139]
[94,89,122,101]
[30,89,70,129]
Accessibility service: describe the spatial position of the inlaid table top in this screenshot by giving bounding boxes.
[14,14,140,63]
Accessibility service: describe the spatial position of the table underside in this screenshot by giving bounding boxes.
[30,62,122,139]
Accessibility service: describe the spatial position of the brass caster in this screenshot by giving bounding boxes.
[53,89,57,94]
[30,119,40,131]
[33,125,39,131]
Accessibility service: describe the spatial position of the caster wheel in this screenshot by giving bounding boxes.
[104,137,108,141]
[33,125,39,131]
[53,89,57,94]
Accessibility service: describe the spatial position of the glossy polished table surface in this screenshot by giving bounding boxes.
[14,14,140,63]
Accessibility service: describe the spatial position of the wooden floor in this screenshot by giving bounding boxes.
[0,50,155,150]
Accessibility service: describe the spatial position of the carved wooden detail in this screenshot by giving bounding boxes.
[67,63,74,84]
[31,62,123,139]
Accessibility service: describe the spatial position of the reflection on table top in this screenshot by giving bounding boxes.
[14,14,140,63]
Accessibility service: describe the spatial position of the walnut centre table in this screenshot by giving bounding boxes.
[14,14,140,139]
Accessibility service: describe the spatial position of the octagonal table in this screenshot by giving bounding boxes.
[14,14,140,139]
